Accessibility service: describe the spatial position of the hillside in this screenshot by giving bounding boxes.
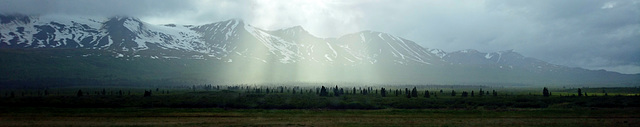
[1,14,638,87]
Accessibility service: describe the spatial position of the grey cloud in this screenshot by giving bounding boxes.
[493,0,640,70]
[0,0,197,17]
[373,0,640,74]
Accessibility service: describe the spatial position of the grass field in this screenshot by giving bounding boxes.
[1,86,639,126]
[1,107,638,127]
[1,86,639,109]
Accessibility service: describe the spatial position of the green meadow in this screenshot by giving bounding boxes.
[1,85,638,126]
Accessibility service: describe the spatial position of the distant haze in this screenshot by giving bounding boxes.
[1,0,638,74]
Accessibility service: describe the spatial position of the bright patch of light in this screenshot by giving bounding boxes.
[246,0,362,38]
[601,2,616,9]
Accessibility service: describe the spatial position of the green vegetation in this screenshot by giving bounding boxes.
[1,85,638,126]
[1,85,639,109]
[1,49,639,126]
[0,107,638,126]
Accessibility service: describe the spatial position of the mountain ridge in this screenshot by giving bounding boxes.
[0,14,584,68]
[1,14,638,85]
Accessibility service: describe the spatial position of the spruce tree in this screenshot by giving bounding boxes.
[144,90,152,97]
[411,87,418,97]
[334,85,339,96]
[578,88,583,97]
[77,89,83,97]
[405,88,410,98]
[320,86,328,96]
[424,90,430,98]
[353,87,356,95]
[405,88,409,95]
[543,87,550,97]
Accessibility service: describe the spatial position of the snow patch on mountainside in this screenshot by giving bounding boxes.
[244,24,301,63]
[2,15,564,71]
[430,49,446,58]
[1,15,107,48]
[485,53,493,59]
[144,22,206,53]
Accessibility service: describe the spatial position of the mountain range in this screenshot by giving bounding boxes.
[1,14,638,87]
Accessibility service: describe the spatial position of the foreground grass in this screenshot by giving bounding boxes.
[1,87,638,126]
[1,107,638,127]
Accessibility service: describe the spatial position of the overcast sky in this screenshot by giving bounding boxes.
[1,0,639,74]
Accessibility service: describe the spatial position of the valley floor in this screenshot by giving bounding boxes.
[1,107,638,127]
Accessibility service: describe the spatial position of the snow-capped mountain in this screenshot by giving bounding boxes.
[0,15,206,52]
[443,49,567,73]
[1,14,450,66]
[1,14,637,85]
[0,14,603,71]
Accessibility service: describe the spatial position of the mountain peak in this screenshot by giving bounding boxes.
[103,16,146,33]
[277,25,306,32]
[272,25,312,37]
[496,49,524,59]
[108,16,141,22]
[287,25,304,31]
[226,18,244,24]
[0,14,32,24]
[357,30,385,34]
[352,30,394,40]
[493,49,522,56]
[457,49,480,53]
[498,49,514,53]
[214,18,244,27]
[356,30,406,41]
[198,18,245,28]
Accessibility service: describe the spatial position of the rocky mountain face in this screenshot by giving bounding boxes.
[0,14,526,66]
[1,14,637,85]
